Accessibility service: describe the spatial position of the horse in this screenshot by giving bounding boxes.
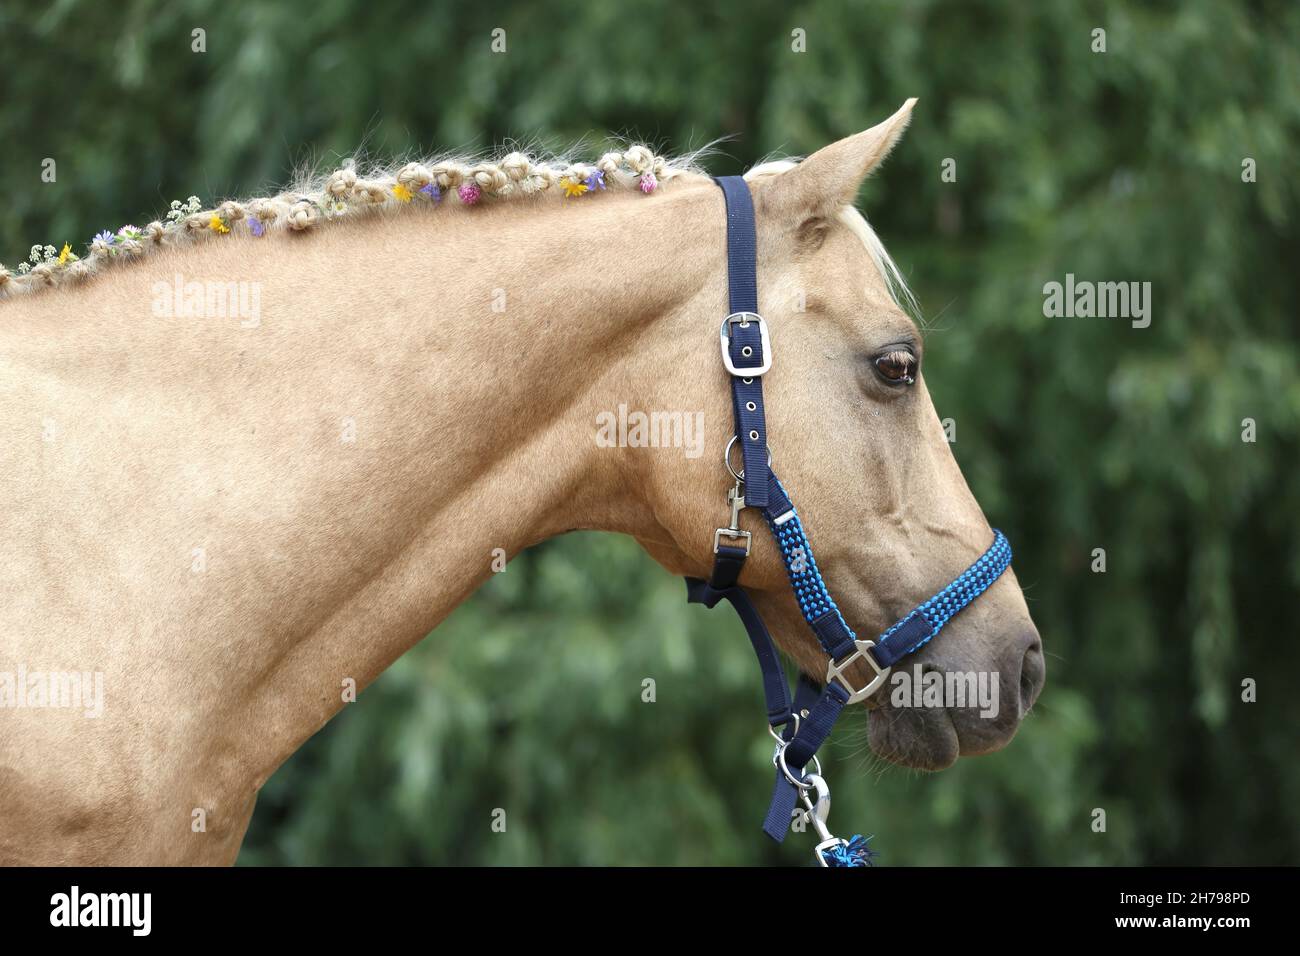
[0,99,1043,865]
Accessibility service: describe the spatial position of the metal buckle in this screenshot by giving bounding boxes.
[825,639,891,705]
[719,312,772,377]
[713,527,752,555]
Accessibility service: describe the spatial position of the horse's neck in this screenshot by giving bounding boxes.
[1,184,722,831]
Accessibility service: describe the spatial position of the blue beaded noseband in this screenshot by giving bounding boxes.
[685,176,1013,867]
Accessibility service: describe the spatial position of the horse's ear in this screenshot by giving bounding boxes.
[753,98,917,224]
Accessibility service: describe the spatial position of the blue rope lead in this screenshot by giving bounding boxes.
[821,834,878,868]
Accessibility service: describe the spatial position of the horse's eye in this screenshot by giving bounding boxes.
[874,349,916,385]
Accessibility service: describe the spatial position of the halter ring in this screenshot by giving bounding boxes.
[774,743,821,790]
[724,434,773,483]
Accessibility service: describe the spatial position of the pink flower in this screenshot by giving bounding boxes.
[638,172,657,194]
[458,183,482,205]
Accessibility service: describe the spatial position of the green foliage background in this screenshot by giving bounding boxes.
[2,0,1297,865]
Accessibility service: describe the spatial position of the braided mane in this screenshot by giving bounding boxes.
[1,143,915,319]
[0,144,702,301]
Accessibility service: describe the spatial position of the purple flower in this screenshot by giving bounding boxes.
[584,169,606,191]
[458,183,482,205]
[249,218,265,237]
[92,230,115,245]
[419,183,442,202]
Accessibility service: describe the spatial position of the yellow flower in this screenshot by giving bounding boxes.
[392,183,413,203]
[560,177,588,198]
[208,214,230,234]
[58,243,72,265]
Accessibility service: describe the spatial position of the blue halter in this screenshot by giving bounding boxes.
[685,176,1013,867]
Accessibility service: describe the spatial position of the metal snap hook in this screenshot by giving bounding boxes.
[799,773,851,866]
[799,774,834,838]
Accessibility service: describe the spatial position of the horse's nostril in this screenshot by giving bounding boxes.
[1017,631,1045,715]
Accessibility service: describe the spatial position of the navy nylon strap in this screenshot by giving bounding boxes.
[685,578,791,726]
[762,676,825,840]
[685,571,849,844]
[715,176,757,315]
[715,175,769,507]
[708,543,749,591]
[762,679,848,842]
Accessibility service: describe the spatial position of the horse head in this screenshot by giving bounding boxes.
[635,101,1044,770]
